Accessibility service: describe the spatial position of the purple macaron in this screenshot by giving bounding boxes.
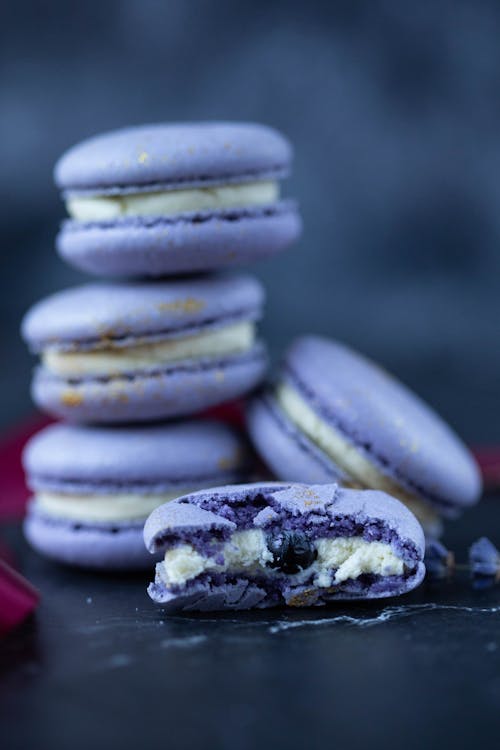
[247,336,482,534]
[23,420,250,570]
[21,273,267,423]
[144,482,425,612]
[55,122,301,277]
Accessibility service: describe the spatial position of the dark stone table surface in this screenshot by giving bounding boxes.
[1,497,500,750]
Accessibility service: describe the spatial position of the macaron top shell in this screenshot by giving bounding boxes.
[24,420,248,493]
[283,336,481,511]
[21,273,264,352]
[54,122,292,195]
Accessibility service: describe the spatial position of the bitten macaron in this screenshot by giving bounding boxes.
[22,273,267,423]
[23,420,250,569]
[247,336,482,535]
[144,482,425,612]
[55,122,301,277]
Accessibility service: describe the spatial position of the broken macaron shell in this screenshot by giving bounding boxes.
[143,482,425,612]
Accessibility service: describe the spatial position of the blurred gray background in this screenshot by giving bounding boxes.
[1,0,499,442]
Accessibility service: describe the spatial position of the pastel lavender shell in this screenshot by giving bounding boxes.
[23,420,249,570]
[31,345,267,423]
[54,123,298,278]
[24,511,153,570]
[56,203,301,278]
[247,391,348,485]
[23,419,249,493]
[21,274,263,352]
[22,274,267,423]
[144,482,426,612]
[54,122,292,194]
[260,336,481,514]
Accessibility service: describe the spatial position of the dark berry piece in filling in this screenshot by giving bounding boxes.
[267,532,317,574]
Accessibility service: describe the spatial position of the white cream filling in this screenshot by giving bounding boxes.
[66,181,279,221]
[42,321,255,378]
[275,382,440,532]
[162,530,274,586]
[315,537,403,585]
[36,489,190,522]
[160,529,404,588]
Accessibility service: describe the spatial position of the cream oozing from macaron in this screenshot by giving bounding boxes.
[42,320,255,378]
[160,529,405,588]
[66,180,279,221]
[275,381,441,533]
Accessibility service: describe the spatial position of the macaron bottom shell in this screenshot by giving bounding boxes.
[148,567,426,613]
[57,202,301,277]
[24,511,155,570]
[31,344,267,423]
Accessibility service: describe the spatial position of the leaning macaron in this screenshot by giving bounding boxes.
[55,122,301,277]
[22,273,267,423]
[247,336,482,535]
[23,420,250,570]
[144,482,425,612]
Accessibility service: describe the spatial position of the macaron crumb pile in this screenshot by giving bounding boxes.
[21,120,485,611]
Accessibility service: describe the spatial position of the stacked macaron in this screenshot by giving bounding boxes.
[21,122,301,569]
[21,120,481,609]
